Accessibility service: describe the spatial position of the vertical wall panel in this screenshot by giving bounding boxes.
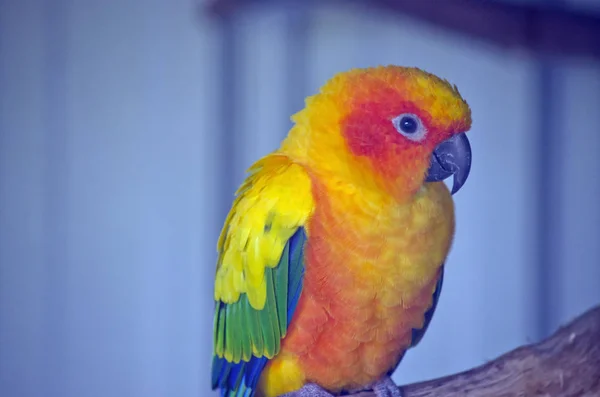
[283,2,311,134]
[230,3,312,198]
[63,1,216,396]
[42,0,69,395]
[0,2,48,396]
[557,58,600,329]
[215,8,241,229]
[534,57,563,339]
[236,7,288,178]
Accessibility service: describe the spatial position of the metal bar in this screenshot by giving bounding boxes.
[283,1,310,135]
[534,61,560,340]
[533,0,564,341]
[216,12,239,227]
[42,0,69,392]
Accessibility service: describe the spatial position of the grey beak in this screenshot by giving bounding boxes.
[425,133,472,195]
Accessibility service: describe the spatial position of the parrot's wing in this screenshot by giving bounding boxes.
[211,154,314,397]
[409,264,444,348]
[387,265,444,378]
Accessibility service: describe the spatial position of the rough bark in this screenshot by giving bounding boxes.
[352,305,600,397]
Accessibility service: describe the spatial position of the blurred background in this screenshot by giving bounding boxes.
[1,0,599,396]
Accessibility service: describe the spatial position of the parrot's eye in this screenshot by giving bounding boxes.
[392,113,427,142]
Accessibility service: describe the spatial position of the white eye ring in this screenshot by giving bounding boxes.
[391,113,427,142]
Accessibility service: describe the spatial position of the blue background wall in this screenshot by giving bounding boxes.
[1,1,599,396]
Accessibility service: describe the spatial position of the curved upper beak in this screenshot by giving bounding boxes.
[425,133,472,195]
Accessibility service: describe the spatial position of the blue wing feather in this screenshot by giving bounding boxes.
[410,264,444,347]
[287,229,306,319]
[387,264,444,377]
[212,227,307,397]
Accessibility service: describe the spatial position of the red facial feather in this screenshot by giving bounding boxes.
[341,93,439,183]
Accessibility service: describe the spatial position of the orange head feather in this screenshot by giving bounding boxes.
[280,65,472,202]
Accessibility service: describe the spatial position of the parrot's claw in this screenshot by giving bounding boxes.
[370,377,404,397]
[280,383,334,397]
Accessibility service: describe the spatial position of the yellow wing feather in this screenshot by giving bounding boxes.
[214,154,314,310]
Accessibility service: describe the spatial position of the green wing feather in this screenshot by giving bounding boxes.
[212,227,308,396]
[211,155,313,396]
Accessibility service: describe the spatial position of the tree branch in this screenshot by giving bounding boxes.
[352,305,600,397]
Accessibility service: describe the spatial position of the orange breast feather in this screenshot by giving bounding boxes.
[257,177,454,397]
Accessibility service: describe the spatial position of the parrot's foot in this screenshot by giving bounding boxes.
[369,377,403,397]
[280,383,334,397]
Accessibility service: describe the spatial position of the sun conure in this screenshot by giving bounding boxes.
[211,65,473,397]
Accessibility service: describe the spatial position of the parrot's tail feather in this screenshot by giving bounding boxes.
[213,354,268,397]
[246,356,269,388]
[221,382,254,397]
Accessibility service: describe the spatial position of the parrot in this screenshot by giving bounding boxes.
[211,65,472,397]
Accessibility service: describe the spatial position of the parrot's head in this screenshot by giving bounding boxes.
[282,65,472,201]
